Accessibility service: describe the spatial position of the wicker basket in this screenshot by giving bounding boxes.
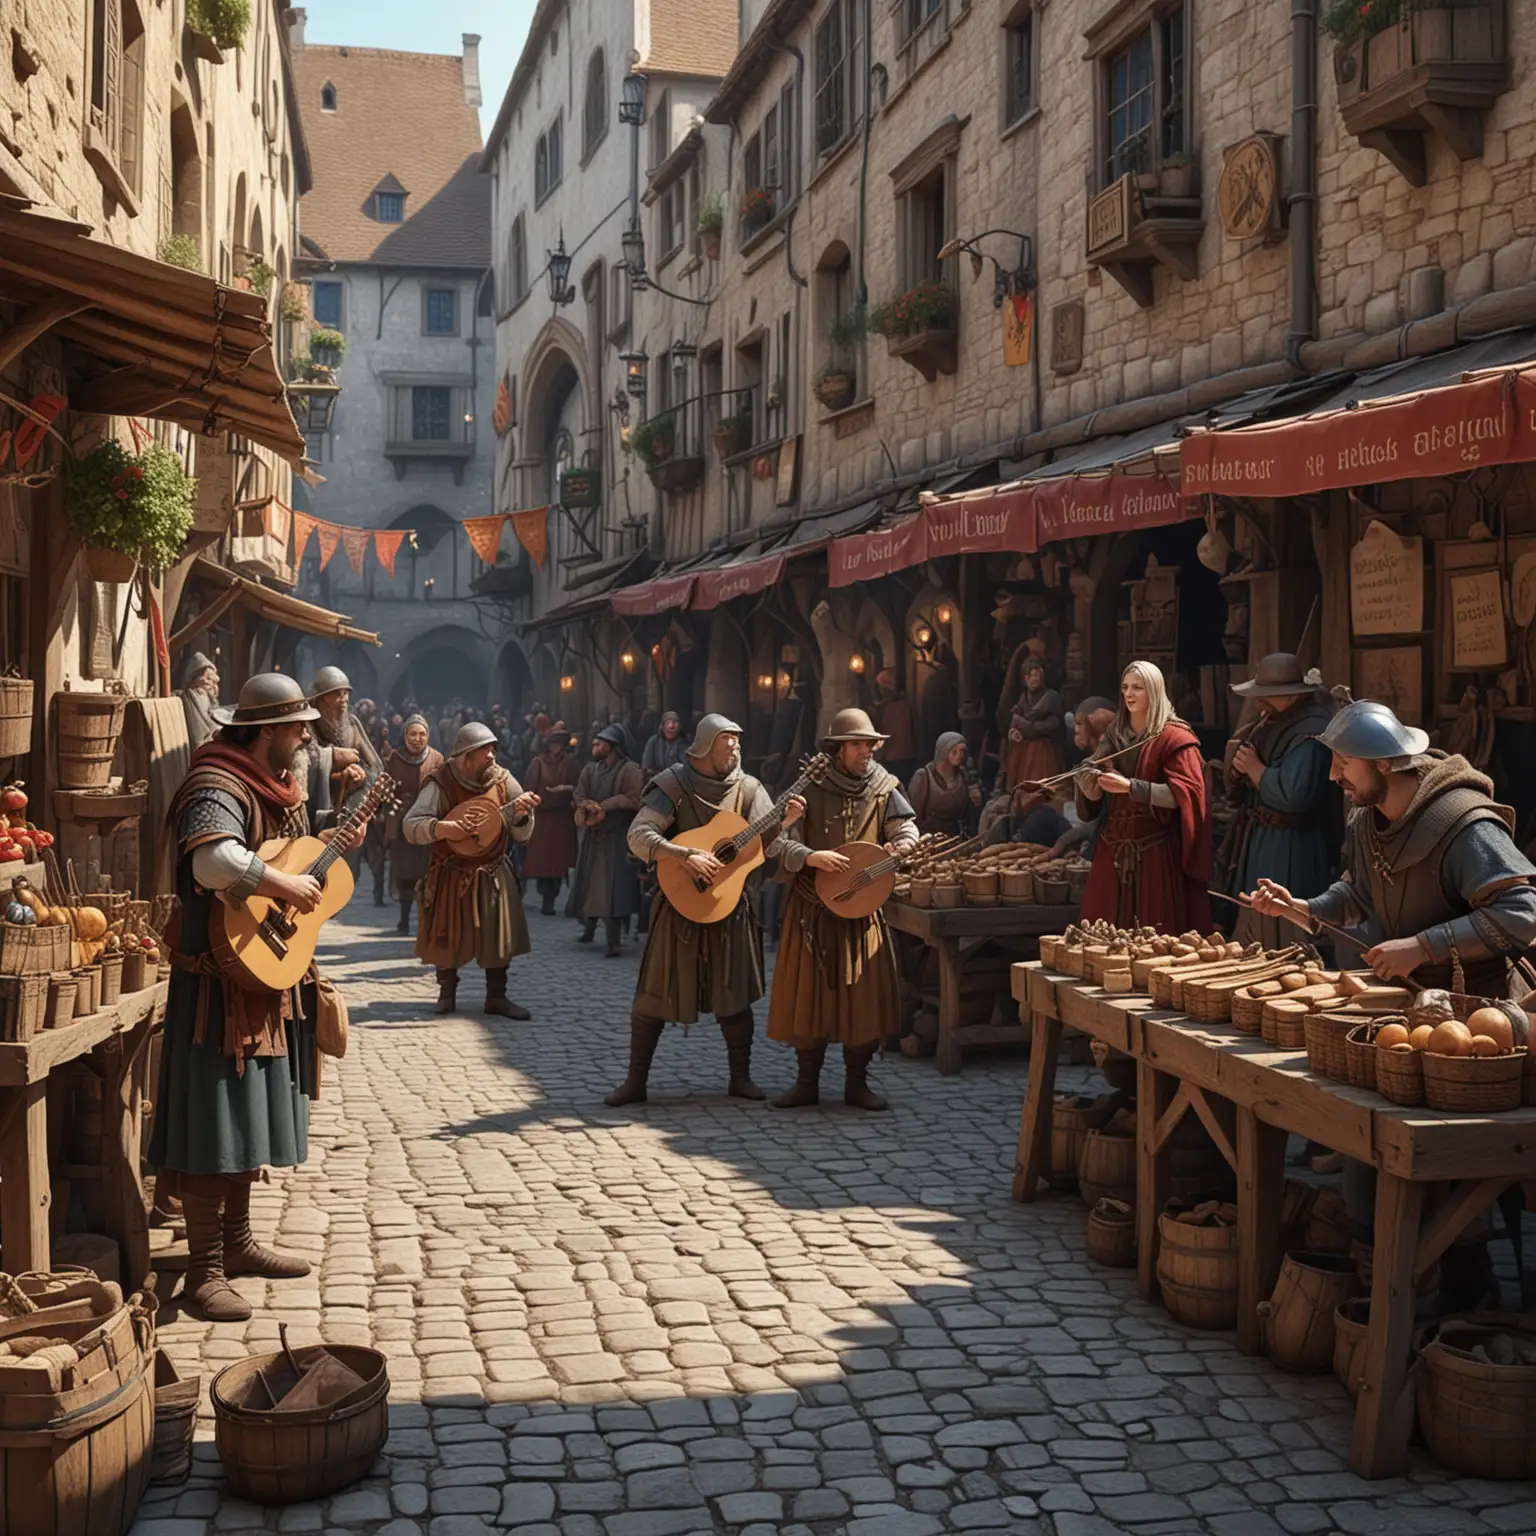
[0,971,47,1042]
[1035,876,1070,904]
[151,1349,200,1485]
[0,919,73,976]
[1067,862,1091,903]
[1262,999,1309,1050]
[908,878,933,909]
[1525,1047,1536,1108]
[1421,1048,1526,1114]
[1230,985,1270,1033]
[1058,943,1085,976]
[1039,935,1063,969]
[0,676,33,757]
[98,950,124,1007]
[55,691,127,790]
[1000,868,1035,903]
[1375,1043,1425,1106]
[1343,1024,1379,1091]
[1416,1314,1536,1479]
[1304,1010,1353,1080]
[1333,1297,1371,1400]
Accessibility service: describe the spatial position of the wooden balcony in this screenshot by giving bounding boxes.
[1085,174,1205,310]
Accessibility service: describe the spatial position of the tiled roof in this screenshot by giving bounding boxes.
[294,43,489,269]
[643,0,738,79]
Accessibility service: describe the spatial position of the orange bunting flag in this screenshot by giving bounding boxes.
[492,373,513,437]
[373,529,406,578]
[463,514,507,564]
[511,506,549,569]
[315,522,341,570]
[342,527,371,575]
[291,511,318,563]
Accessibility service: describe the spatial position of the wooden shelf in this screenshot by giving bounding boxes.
[0,979,166,1086]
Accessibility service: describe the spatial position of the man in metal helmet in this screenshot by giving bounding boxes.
[300,666,382,881]
[403,719,541,1018]
[605,714,804,1107]
[568,724,644,956]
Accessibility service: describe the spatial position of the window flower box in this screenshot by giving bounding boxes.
[740,188,775,240]
[712,417,750,460]
[869,281,959,382]
[814,371,858,412]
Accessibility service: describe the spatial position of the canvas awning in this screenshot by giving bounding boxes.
[171,556,378,652]
[0,198,305,466]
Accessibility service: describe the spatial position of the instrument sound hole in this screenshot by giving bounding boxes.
[715,844,738,865]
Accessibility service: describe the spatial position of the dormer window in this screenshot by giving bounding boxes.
[371,174,408,223]
[321,81,337,111]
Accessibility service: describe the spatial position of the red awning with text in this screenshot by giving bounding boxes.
[693,553,786,610]
[828,515,929,587]
[609,573,697,615]
[1179,366,1536,498]
[922,488,1038,559]
[1032,473,1196,541]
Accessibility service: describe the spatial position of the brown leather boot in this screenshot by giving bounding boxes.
[604,1015,665,1106]
[843,1043,888,1111]
[435,968,459,1015]
[181,1174,252,1322]
[484,967,531,1020]
[223,1175,311,1279]
[769,1045,826,1109]
[719,1012,764,1100]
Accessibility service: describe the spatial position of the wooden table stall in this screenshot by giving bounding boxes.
[885,899,1073,1074]
[1011,960,1536,1480]
[0,978,167,1289]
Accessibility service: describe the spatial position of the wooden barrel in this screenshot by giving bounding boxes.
[0,677,33,757]
[1416,1315,1536,1480]
[1156,1200,1239,1329]
[1085,1198,1136,1267]
[1259,1251,1358,1372]
[1049,1094,1115,1191]
[55,694,126,791]
[1078,1127,1135,1207]
[212,1344,389,1503]
[1333,1298,1370,1400]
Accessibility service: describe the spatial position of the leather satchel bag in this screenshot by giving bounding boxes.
[313,972,349,1058]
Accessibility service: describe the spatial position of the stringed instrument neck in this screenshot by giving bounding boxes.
[725,754,828,853]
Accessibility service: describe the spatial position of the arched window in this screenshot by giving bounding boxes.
[320,81,336,111]
[582,49,607,161]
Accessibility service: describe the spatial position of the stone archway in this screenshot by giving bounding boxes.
[493,639,535,719]
[390,624,492,710]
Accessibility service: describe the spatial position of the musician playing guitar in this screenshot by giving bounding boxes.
[151,673,370,1324]
[605,714,804,1108]
[767,708,919,1112]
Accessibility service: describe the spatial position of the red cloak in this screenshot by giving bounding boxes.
[1077,722,1212,933]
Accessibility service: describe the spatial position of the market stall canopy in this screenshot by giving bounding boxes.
[172,556,379,652]
[0,199,305,466]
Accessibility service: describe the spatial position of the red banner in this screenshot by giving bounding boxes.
[511,506,548,569]
[462,514,507,564]
[923,489,1037,558]
[315,522,341,571]
[828,516,928,587]
[1180,369,1536,499]
[610,574,697,615]
[1033,473,1196,542]
[292,512,317,564]
[341,527,370,575]
[694,554,786,610]
[373,529,406,578]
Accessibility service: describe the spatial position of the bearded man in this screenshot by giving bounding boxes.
[605,715,804,1107]
[302,667,382,872]
[405,722,539,1019]
[767,708,919,1111]
[179,650,222,751]
[568,725,643,956]
[384,715,444,935]
[150,674,364,1321]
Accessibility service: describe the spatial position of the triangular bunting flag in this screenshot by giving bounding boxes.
[292,512,318,564]
[342,527,370,575]
[264,499,292,544]
[463,514,507,564]
[492,373,513,437]
[511,506,549,570]
[374,529,406,578]
[316,522,341,570]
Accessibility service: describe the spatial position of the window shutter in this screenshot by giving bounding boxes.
[102,0,122,160]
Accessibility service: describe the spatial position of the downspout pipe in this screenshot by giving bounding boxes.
[1285,0,1319,366]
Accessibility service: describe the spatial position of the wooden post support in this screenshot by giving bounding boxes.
[1350,1172,1425,1478]
[1236,1106,1287,1356]
[1136,1059,1176,1303]
[935,936,963,1076]
[1013,1007,1062,1202]
[0,1080,50,1274]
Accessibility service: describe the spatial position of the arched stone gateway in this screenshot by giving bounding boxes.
[493,639,535,719]
[386,625,493,709]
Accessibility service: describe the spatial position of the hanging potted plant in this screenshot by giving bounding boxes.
[712,406,752,460]
[696,192,724,262]
[280,281,308,323]
[629,412,677,469]
[158,233,203,272]
[309,328,346,368]
[66,441,196,583]
[241,259,277,298]
[184,0,250,61]
[868,279,959,382]
[815,305,864,410]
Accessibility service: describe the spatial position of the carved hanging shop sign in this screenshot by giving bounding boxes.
[1217,134,1284,242]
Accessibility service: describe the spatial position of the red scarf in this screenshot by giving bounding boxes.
[186,739,305,819]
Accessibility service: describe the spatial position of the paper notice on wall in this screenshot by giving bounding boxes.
[1349,519,1423,636]
[1450,569,1507,669]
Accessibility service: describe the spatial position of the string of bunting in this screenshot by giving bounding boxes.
[271,502,550,575]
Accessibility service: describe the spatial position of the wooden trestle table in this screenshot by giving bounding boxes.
[1010,960,1536,1480]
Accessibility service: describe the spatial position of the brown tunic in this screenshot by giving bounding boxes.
[385,746,444,888]
[908,763,972,836]
[524,750,580,879]
[1003,686,1064,789]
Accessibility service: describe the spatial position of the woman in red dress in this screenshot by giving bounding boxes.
[1075,661,1212,932]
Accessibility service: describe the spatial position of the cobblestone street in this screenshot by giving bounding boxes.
[137,896,1536,1536]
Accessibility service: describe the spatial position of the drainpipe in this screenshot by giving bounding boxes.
[1285,0,1319,366]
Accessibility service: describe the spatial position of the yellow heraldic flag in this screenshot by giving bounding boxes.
[1003,292,1033,367]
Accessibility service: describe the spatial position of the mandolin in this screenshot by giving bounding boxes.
[443,791,508,859]
[656,753,831,925]
[212,774,400,993]
[814,842,905,920]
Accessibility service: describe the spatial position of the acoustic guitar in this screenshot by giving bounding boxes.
[656,753,831,925]
[814,842,906,920]
[213,774,399,993]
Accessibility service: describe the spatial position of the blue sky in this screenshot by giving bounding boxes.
[298,0,537,139]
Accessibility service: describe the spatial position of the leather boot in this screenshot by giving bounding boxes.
[396,888,414,936]
[604,918,622,958]
[770,1045,826,1109]
[484,966,531,1021]
[223,1175,311,1278]
[719,1013,764,1100]
[435,968,459,1015]
[843,1043,888,1111]
[604,1015,666,1106]
[577,918,597,944]
[181,1174,252,1322]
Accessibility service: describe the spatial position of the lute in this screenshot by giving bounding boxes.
[815,830,975,918]
[657,753,831,925]
[213,773,400,992]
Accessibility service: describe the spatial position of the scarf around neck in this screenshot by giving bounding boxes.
[175,739,305,823]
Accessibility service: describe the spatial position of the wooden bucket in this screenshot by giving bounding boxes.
[1086,1198,1136,1268]
[1035,876,1070,903]
[211,1344,389,1503]
[1301,1187,1354,1255]
[908,878,933,909]
[97,952,124,1007]
[150,1351,200,1486]
[1166,1119,1235,1201]
[1259,1250,1358,1372]
[0,677,34,757]
[1524,1046,1536,1107]
[931,883,963,909]
[1155,1199,1239,1329]
[55,694,126,790]
[1333,1297,1371,1400]
[67,1072,104,1166]
[46,972,77,1029]
[1415,1313,1536,1480]
[1049,1093,1116,1191]
[1078,1127,1136,1208]
[120,949,146,994]
[962,869,999,906]
[1000,867,1034,903]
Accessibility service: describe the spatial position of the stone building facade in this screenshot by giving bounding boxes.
[287,20,496,706]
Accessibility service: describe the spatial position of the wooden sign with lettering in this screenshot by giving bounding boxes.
[1449,568,1507,669]
[1349,520,1423,636]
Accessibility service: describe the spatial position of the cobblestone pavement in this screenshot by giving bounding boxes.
[136,897,1536,1536]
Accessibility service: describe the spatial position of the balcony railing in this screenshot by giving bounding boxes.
[632,387,758,496]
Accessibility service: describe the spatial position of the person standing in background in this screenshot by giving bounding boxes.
[384,715,443,935]
[1003,659,1064,790]
[908,732,982,836]
[178,651,221,751]
[524,728,580,915]
[641,712,689,781]
[569,725,644,956]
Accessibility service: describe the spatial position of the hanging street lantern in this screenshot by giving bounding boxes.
[620,347,648,398]
[547,235,575,306]
[619,72,645,126]
[621,219,648,289]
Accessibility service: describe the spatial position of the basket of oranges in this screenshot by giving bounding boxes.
[1374,992,1528,1114]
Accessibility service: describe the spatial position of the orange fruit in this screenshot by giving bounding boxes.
[1427,1020,1474,1057]
[1467,1006,1514,1052]
[1375,1022,1410,1049]
[1409,1024,1436,1052]
[1468,1035,1502,1057]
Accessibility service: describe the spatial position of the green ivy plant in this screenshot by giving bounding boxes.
[159,234,202,272]
[628,413,677,468]
[309,327,347,358]
[186,0,252,50]
[65,442,196,571]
